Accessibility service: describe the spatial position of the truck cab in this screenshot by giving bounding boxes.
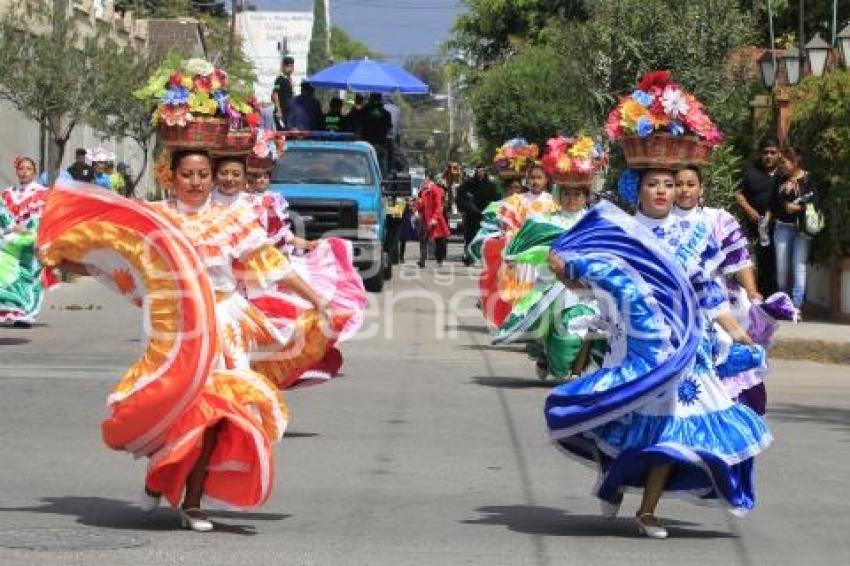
[268,133,391,292]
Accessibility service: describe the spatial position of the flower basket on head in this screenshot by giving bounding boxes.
[541,134,608,188]
[620,133,712,169]
[493,138,538,179]
[497,169,525,180]
[135,56,260,151]
[211,129,256,157]
[246,130,285,174]
[605,71,723,170]
[159,116,229,150]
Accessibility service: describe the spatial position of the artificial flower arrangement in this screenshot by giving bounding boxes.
[135,56,261,150]
[605,71,722,169]
[246,129,286,174]
[493,138,539,178]
[540,134,608,186]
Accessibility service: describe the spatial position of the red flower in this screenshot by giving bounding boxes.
[194,75,212,94]
[212,69,228,88]
[637,70,671,92]
[244,112,261,128]
[169,72,183,87]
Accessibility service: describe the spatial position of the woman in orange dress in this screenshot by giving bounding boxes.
[40,149,331,531]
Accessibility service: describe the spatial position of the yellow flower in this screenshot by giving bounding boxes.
[556,155,572,172]
[180,76,193,89]
[188,92,217,115]
[620,99,650,126]
[568,136,595,159]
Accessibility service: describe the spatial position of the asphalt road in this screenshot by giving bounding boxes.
[1,255,848,565]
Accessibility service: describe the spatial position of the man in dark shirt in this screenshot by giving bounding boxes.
[323,97,344,132]
[342,93,367,136]
[271,56,295,131]
[735,135,780,295]
[66,148,94,183]
[288,81,324,131]
[361,93,392,174]
[457,166,500,265]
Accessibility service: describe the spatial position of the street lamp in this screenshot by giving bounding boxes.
[782,47,801,85]
[758,50,778,89]
[805,33,831,78]
[838,23,850,70]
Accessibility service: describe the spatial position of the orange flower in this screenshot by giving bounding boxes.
[112,268,136,295]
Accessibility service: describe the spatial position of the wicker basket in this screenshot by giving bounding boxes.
[246,154,276,174]
[159,117,228,150]
[211,129,255,157]
[553,170,596,188]
[497,169,524,180]
[621,134,712,169]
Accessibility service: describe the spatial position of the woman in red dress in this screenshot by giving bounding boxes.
[415,178,451,267]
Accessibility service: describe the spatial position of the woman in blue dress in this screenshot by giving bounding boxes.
[546,167,772,538]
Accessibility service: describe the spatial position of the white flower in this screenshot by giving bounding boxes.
[184,58,215,77]
[661,86,689,119]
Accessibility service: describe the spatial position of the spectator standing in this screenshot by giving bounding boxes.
[66,148,94,183]
[288,81,324,131]
[271,56,295,130]
[734,135,780,295]
[323,97,345,132]
[416,178,450,267]
[457,166,499,265]
[361,93,392,174]
[766,147,823,309]
[342,93,367,136]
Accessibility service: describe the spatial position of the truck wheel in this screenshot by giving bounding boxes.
[364,272,384,293]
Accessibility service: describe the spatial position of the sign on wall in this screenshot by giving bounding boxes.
[238,11,314,104]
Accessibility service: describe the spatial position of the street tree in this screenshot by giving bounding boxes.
[308,0,330,74]
[0,4,139,185]
[330,26,379,62]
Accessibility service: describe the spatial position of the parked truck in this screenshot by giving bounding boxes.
[268,133,392,292]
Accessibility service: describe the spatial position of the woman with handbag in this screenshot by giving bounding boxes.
[766,147,823,309]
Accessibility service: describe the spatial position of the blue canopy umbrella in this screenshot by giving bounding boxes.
[307,59,429,94]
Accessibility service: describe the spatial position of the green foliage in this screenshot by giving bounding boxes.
[330,26,379,62]
[468,44,597,153]
[0,4,147,183]
[702,144,744,211]
[453,0,758,183]
[789,72,850,260]
[308,0,330,74]
[450,0,590,66]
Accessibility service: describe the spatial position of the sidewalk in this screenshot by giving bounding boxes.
[775,320,850,344]
[772,320,850,365]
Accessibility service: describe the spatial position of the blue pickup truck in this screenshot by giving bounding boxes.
[268,134,392,292]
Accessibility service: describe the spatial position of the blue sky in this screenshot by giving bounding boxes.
[256,0,465,60]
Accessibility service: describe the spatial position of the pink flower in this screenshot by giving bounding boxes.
[704,127,724,145]
[547,136,569,156]
[604,109,622,140]
[169,72,183,87]
[253,140,270,158]
[575,159,593,173]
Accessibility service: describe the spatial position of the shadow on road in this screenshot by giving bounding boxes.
[462,505,737,539]
[283,431,320,438]
[0,337,30,346]
[0,496,288,535]
[461,344,528,353]
[470,376,553,389]
[768,403,850,435]
[447,324,491,335]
